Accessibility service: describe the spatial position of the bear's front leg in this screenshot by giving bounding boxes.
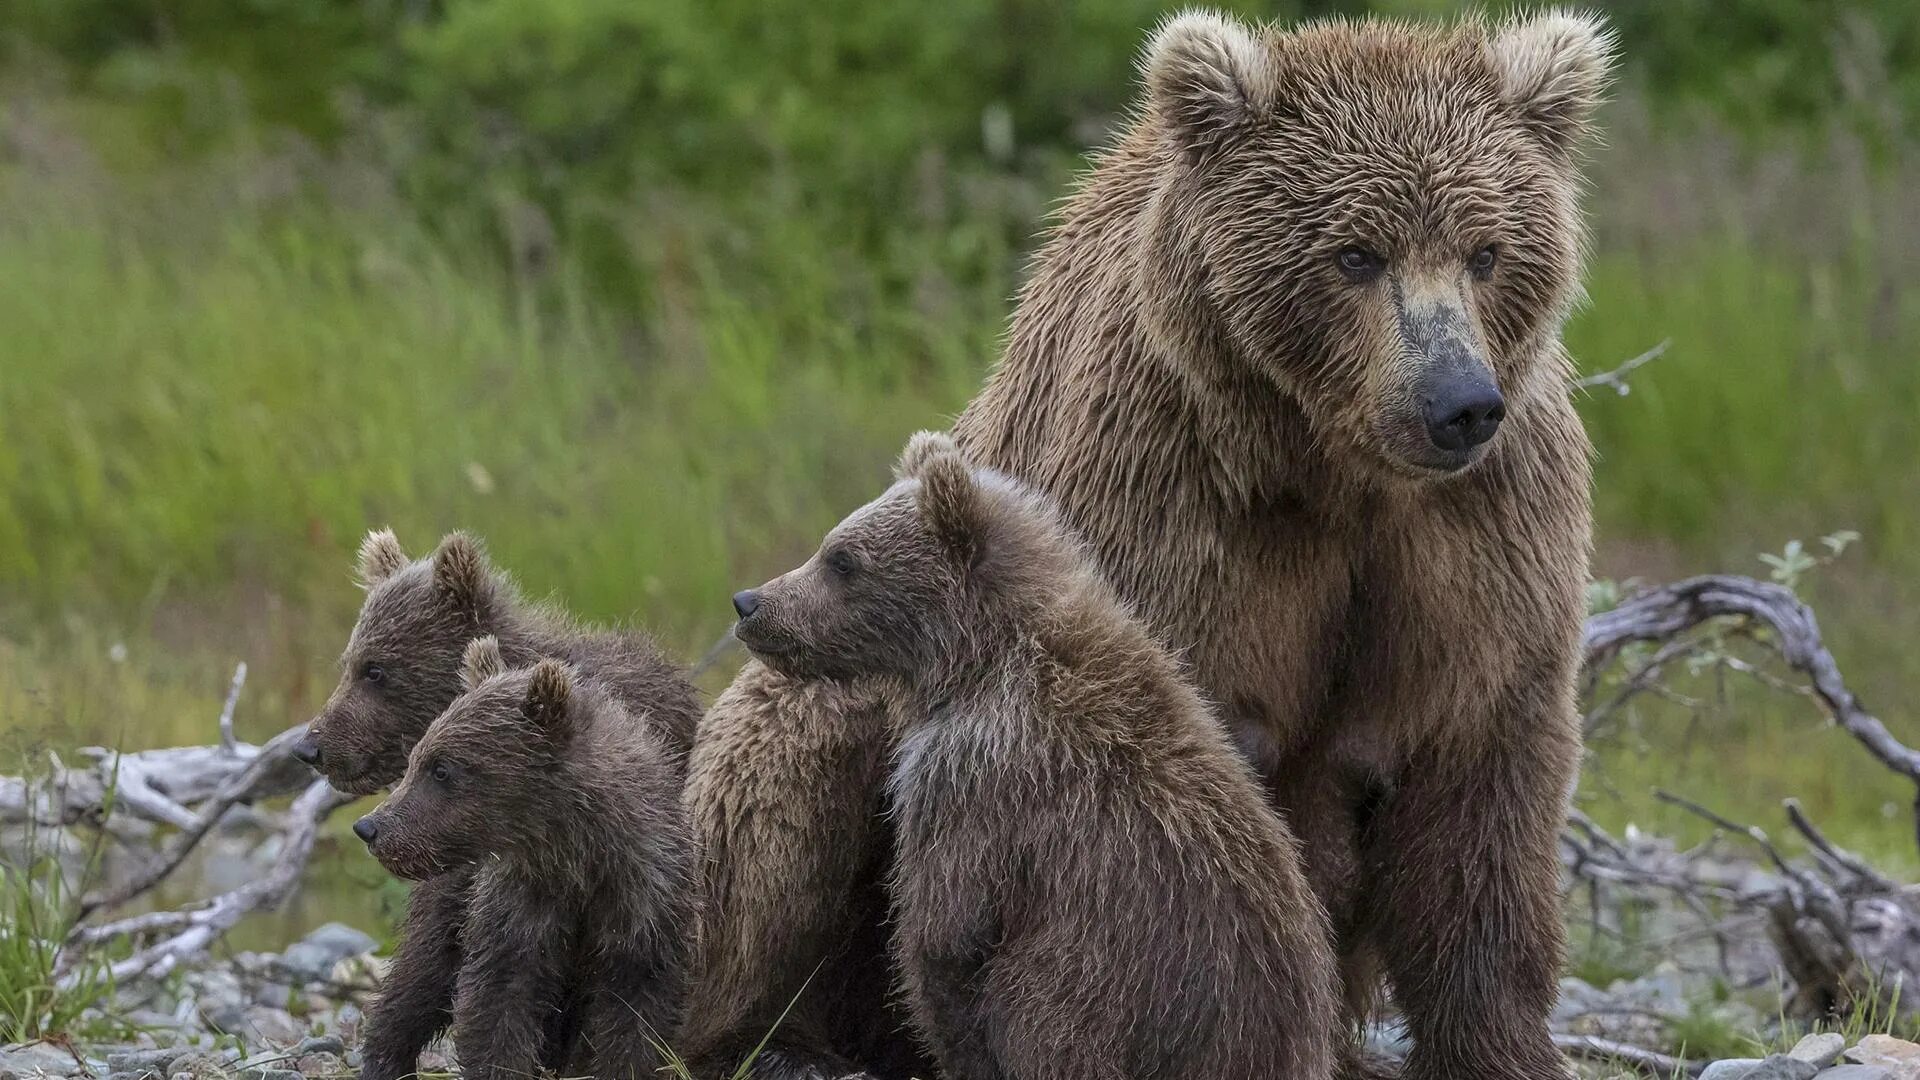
[451,890,569,1080]
[1370,681,1578,1080]
[358,869,470,1080]
[577,926,694,1080]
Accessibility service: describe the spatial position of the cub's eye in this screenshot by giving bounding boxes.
[429,761,451,785]
[1335,246,1384,282]
[1469,245,1499,277]
[362,663,387,686]
[825,550,857,578]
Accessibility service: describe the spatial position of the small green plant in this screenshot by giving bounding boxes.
[1759,531,1861,592]
[0,768,120,1042]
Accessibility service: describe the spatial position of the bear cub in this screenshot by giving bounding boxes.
[294,530,699,1080]
[732,432,1340,1080]
[354,639,697,1080]
[295,528,698,794]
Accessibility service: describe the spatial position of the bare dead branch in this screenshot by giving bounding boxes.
[1553,1033,1703,1077]
[59,778,353,986]
[78,723,315,918]
[1586,574,1920,855]
[1576,339,1672,396]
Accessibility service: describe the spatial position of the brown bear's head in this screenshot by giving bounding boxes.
[733,432,1076,687]
[352,641,576,880]
[1137,9,1613,478]
[295,529,508,796]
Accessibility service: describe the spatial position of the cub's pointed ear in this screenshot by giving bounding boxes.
[431,532,492,619]
[524,659,575,744]
[915,450,985,566]
[1143,9,1276,164]
[895,430,962,480]
[356,528,409,588]
[1490,10,1616,158]
[460,636,505,692]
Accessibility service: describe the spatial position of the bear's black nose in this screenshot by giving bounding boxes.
[1424,385,1506,452]
[352,818,379,845]
[732,590,761,619]
[291,734,323,767]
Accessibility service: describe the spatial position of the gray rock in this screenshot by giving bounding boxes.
[276,924,376,984]
[1745,1055,1821,1080]
[1792,1034,1848,1068]
[107,1048,189,1080]
[250,984,292,1010]
[239,1069,303,1080]
[1819,1067,1895,1080]
[239,1007,304,1049]
[293,1053,343,1077]
[331,1006,361,1047]
[1846,1036,1920,1079]
[0,1043,83,1078]
[164,1054,228,1080]
[1702,1059,1766,1080]
[289,1039,340,1060]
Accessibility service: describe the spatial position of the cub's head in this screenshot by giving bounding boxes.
[352,641,575,880]
[1138,9,1613,477]
[732,432,1068,685]
[295,530,511,795]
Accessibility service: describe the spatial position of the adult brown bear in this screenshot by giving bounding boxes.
[684,10,1610,1080]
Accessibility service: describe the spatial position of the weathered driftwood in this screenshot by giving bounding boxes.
[58,778,353,987]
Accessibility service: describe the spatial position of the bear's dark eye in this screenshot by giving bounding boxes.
[1335,246,1384,283]
[825,549,858,578]
[362,663,387,686]
[429,761,451,785]
[1469,245,1499,278]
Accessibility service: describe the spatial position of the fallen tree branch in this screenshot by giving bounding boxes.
[78,723,315,918]
[58,778,353,987]
[1576,339,1671,396]
[1554,1033,1704,1077]
[1584,574,1920,855]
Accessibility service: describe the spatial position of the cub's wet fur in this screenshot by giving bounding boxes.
[355,640,697,1080]
[735,432,1340,1080]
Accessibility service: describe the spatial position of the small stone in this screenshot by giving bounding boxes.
[1744,1055,1820,1080]
[239,1070,304,1080]
[1792,1034,1848,1068]
[1820,1067,1895,1080]
[240,1007,305,1049]
[108,1047,189,1078]
[332,1006,362,1047]
[1847,1036,1920,1080]
[251,984,292,1010]
[277,925,377,985]
[0,1043,83,1078]
[294,1053,344,1077]
[1702,1059,1765,1080]
[291,1038,340,1060]
[163,1053,225,1080]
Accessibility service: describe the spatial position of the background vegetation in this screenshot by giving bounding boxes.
[2,0,1917,937]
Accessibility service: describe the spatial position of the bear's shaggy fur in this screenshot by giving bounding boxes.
[302,531,700,1080]
[355,642,698,1080]
[690,11,1609,1080]
[735,433,1340,1080]
[296,530,698,795]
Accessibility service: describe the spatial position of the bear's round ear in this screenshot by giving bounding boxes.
[460,636,505,692]
[356,528,409,589]
[1489,10,1616,159]
[895,430,962,481]
[431,532,492,620]
[1143,9,1277,164]
[915,450,986,567]
[524,659,575,744]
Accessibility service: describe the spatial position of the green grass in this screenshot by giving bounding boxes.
[0,779,119,1042]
